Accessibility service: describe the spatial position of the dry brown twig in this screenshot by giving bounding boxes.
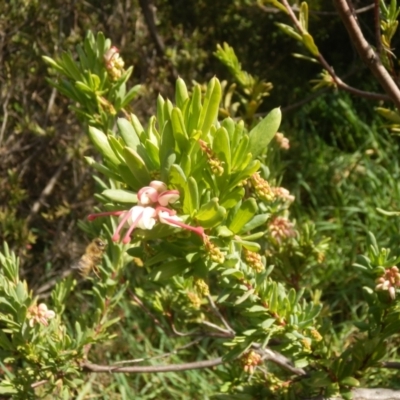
[333,0,400,110]
[270,0,400,110]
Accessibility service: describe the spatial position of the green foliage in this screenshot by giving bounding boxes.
[3,1,400,398]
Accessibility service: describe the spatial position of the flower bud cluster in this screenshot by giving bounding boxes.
[27,303,55,327]
[187,292,202,309]
[198,139,224,176]
[204,236,225,264]
[243,248,264,273]
[375,266,400,299]
[103,46,125,81]
[272,187,295,203]
[250,172,275,202]
[268,216,297,244]
[241,350,262,374]
[301,338,311,352]
[309,328,322,342]
[275,132,290,150]
[194,278,210,296]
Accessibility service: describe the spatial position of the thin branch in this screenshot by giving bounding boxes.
[27,153,72,223]
[137,0,178,81]
[129,290,163,327]
[35,269,72,297]
[252,344,307,376]
[374,0,382,56]
[206,294,235,335]
[112,338,202,365]
[31,379,48,389]
[280,0,392,103]
[0,90,11,146]
[81,357,223,373]
[381,361,400,369]
[333,0,400,110]
[200,320,235,337]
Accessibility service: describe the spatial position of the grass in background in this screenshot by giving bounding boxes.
[282,92,400,323]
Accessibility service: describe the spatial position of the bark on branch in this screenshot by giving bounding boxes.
[333,0,400,110]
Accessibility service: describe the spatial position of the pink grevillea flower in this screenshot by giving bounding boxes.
[375,266,400,300]
[28,303,55,327]
[88,181,204,244]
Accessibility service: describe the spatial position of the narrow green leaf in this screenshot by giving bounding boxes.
[75,81,94,94]
[299,2,309,31]
[260,318,276,330]
[198,77,221,135]
[249,108,282,158]
[213,127,231,173]
[88,126,120,166]
[340,377,360,387]
[120,84,141,109]
[102,189,137,203]
[150,259,189,281]
[122,147,151,186]
[275,23,303,42]
[375,107,400,123]
[222,117,236,141]
[130,114,145,139]
[236,240,260,252]
[144,139,160,168]
[169,164,187,193]
[61,51,82,81]
[175,77,189,109]
[108,136,125,163]
[187,84,202,137]
[42,56,67,75]
[86,155,122,180]
[235,288,255,305]
[220,187,245,209]
[228,198,258,234]
[157,94,165,130]
[302,33,319,56]
[181,153,191,177]
[194,198,226,228]
[231,134,249,170]
[183,177,199,215]
[160,120,176,179]
[242,214,269,232]
[117,118,141,149]
[171,107,189,152]
[117,164,142,190]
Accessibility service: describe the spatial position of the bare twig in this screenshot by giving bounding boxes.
[35,269,72,297]
[0,90,11,146]
[374,0,382,56]
[280,0,393,103]
[381,361,400,369]
[201,320,235,337]
[27,153,72,222]
[252,344,307,376]
[333,0,400,110]
[137,0,178,81]
[31,379,49,389]
[206,294,235,335]
[81,357,223,373]
[130,290,163,327]
[112,338,202,365]
[308,388,400,400]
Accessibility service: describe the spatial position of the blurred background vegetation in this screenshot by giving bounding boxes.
[2,0,400,397]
